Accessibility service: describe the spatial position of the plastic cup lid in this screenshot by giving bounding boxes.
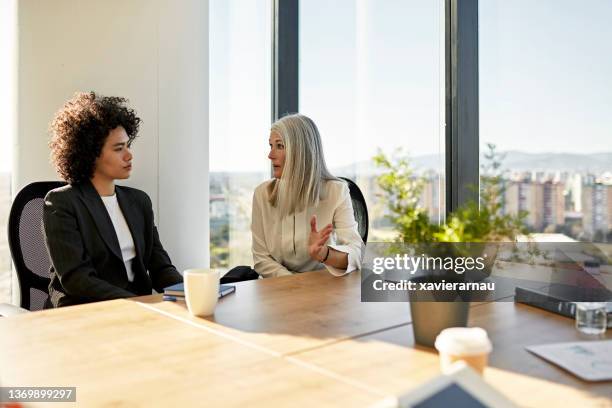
[434,327,492,356]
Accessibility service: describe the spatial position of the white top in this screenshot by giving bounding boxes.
[101,194,136,282]
[251,179,364,278]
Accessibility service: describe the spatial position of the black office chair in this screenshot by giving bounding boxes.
[7,181,66,311]
[339,177,369,243]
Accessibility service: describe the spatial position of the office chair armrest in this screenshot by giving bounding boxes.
[0,303,30,317]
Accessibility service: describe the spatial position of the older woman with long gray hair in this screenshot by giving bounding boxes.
[248,113,364,278]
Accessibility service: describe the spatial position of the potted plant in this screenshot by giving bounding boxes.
[372,145,531,346]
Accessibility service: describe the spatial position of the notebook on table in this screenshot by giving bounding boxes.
[163,283,235,299]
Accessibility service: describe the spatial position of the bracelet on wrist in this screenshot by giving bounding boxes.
[320,246,330,263]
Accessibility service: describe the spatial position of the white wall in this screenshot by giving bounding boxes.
[157,0,209,272]
[0,0,16,173]
[1,0,18,306]
[13,0,209,280]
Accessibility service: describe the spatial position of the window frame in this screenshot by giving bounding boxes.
[274,0,480,215]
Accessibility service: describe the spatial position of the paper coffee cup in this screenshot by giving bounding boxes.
[184,268,220,317]
[434,327,492,375]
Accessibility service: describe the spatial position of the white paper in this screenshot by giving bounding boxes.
[526,340,612,381]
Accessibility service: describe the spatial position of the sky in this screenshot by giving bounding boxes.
[1,0,610,173]
[209,0,612,172]
[479,0,612,155]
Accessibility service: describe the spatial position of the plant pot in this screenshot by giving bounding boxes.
[408,275,470,347]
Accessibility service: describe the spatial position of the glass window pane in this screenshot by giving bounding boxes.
[209,0,272,270]
[480,0,612,243]
[300,0,445,242]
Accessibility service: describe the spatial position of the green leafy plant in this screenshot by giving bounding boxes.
[373,144,529,244]
[373,150,434,243]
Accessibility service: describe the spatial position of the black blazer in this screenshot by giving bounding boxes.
[43,181,183,307]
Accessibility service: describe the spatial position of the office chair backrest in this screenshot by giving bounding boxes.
[8,181,66,310]
[339,177,369,243]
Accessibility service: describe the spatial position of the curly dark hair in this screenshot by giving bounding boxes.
[49,92,141,184]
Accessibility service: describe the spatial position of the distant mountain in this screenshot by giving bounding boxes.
[330,154,443,176]
[330,152,612,176]
[494,151,612,173]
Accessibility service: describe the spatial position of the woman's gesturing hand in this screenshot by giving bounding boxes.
[308,215,332,262]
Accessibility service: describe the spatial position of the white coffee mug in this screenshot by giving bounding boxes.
[184,268,220,317]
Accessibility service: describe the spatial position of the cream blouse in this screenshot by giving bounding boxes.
[251,178,364,278]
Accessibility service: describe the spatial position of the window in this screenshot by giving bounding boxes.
[480,0,612,242]
[300,0,446,240]
[209,0,272,270]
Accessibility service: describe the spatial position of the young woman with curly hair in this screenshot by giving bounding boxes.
[44,92,182,307]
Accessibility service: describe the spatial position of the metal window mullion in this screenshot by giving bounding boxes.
[446,0,479,215]
[272,0,299,123]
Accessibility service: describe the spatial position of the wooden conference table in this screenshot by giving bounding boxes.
[1,266,611,407]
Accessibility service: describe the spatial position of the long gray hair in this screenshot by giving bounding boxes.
[269,114,337,217]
